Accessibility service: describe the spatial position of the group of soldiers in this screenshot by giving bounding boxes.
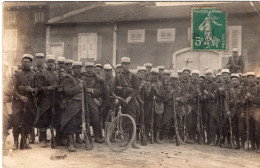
[2,48,260,154]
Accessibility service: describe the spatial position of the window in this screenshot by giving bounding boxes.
[34,12,44,23]
[50,42,64,59]
[4,29,17,51]
[157,28,175,42]
[128,29,145,43]
[78,33,97,61]
[7,13,16,24]
[225,25,242,56]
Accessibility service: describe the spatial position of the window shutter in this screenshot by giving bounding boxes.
[226,26,242,56]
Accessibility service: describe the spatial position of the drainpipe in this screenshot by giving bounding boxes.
[112,24,117,76]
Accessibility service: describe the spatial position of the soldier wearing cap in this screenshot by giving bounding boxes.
[157,66,165,81]
[64,59,73,75]
[60,61,85,152]
[34,53,45,72]
[224,73,243,149]
[162,72,184,142]
[218,69,232,148]
[114,57,140,149]
[81,62,108,143]
[215,73,224,88]
[56,56,66,71]
[242,72,260,151]
[226,48,245,73]
[12,54,36,150]
[202,69,219,146]
[143,67,166,144]
[116,64,123,73]
[144,63,152,82]
[94,64,103,77]
[35,55,58,148]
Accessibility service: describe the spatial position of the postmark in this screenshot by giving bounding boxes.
[191,7,227,51]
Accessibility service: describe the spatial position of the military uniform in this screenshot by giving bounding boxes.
[226,48,245,73]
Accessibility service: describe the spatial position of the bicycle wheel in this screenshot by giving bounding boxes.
[106,114,136,152]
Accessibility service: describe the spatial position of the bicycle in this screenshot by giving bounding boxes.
[105,94,136,152]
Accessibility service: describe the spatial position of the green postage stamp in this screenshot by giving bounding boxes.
[192,7,227,51]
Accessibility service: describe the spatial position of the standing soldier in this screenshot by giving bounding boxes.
[162,72,183,142]
[215,73,224,87]
[199,74,207,143]
[64,59,73,75]
[60,61,84,152]
[157,66,165,81]
[56,56,66,71]
[243,72,260,151]
[226,48,245,73]
[12,54,36,149]
[114,57,140,149]
[218,69,232,148]
[202,69,219,146]
[143,68,166,144]
[144,63,152,82]
[180,68,194,143]
[3,62,14,154]
[224,73,243,149]
[81,62,107,143]
[35,55,58,148]
[94,64,103,78]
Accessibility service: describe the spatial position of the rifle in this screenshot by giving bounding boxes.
[50,91,57,149]
[197,94,203,144]
[173,93,184,146]
[246,100,249,150]
[20,93,29,149]
[139,91,147,146]
[183,102,188,143]
[229,116,235,149]
[218,94,224,146]
[151,95,155,144]
[82,87,93,150]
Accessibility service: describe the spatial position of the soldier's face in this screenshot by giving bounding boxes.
[146,67,152,73]
[182,71,190,80]
[104,69,112,77]
[64,63,72,71]
[46,60,55,70]
[192,73,199,82]
[231,77,240,87]
[72,66,81,75]
[217,76,223,82]
[22,58,32,70]
[247,76,255,85]
[164,74,170,81]
[151,73,158,81]
[85,66,94,74]
[159,69,164,75]
[222,73,230,82]
[116,67,123,73]
[94,67,102,75]
[36,57,45,66]
[58,62,65,69]
[121,62,130,71]
[233,52,238,57]
[199,77,205,85]
[137,70,146,79]
[205,73,213,81]
[171,78,178,85]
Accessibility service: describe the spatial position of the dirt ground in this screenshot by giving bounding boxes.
[2,132,260,168]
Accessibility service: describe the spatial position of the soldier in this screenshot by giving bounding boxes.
[3,61,14,154]
[64,59,73,75]
[144,63,152,82]
[94,64,103,77]
[224,73,243,149]
[60,61,85,152]
[215,73,224,87]
[218,69,232,148]
[157,66,165,81]
[81,62,107,143]
[143,68,166,144]
[116,64,123,74]
[162,72,183,142]
[243,72,260,151]
[12,54,36,149]
[114,57,140,149]
[56,56,66,70]
[199,74,207,143]
[35,55,58,148]
[202,69,219,146]
[226,48,245,73]
[180,68,194,143]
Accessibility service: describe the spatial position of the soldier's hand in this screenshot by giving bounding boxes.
[79,81,85,88]
[114,98,119,105]
[20,96,28,103]
[48,85,58,91]
[240,112,245,118]
[175,97,181,102]
[93,98,101,106]
[126,97,132,104]
[25,86,34,93]
[226,111,231,116]
[203,90,208,95]
[219,87,225,92]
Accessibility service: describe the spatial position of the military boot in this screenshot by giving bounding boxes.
[75,133,83,144]
[60,133,67,146]
[129,131,140,149]
[224,137,232,148]
[155,131,162,144]
[145,131,150,144]
[41,131,48,148]
[94,131,104,143]
[234,137,240,149]
[209,136,216,146]
[29,129,35,144]
[67,134,76,152]
[38,130,43,142]
[251,140,256,150]
[12,133,19,150]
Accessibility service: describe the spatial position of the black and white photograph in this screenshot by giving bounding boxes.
[2,1,260,168]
